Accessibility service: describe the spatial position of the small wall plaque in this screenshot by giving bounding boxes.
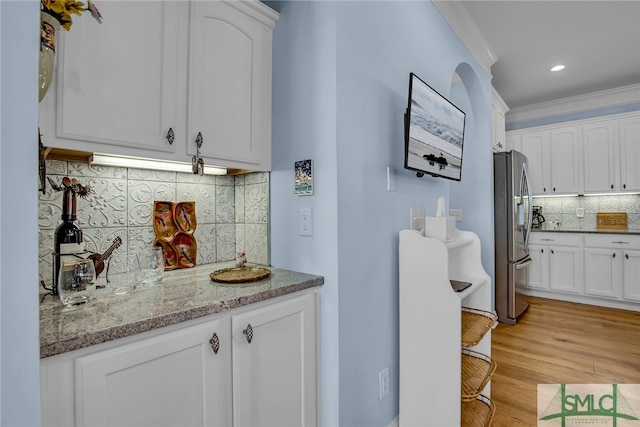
[294,159,313,196]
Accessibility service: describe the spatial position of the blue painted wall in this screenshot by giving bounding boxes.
[267,2,493,425]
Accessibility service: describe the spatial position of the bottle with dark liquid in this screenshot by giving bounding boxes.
[53,185,84,295]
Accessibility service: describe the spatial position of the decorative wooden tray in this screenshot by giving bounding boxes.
[461,349,497,401]
[461,395,495,427]
[210,267,271,283]
[596,212,627,230]
[461,307,498,347]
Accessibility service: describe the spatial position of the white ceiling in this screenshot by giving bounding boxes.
[458,1,640,109]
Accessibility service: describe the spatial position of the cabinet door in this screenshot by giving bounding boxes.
[584,248,621,299]
[548,246,582,294]
[583,120,617,193]
[506,133,521,152]
[520,131,549,195]
[527,244,548,290]
[188,1,275,171]
[40,1,188,161]
[74,317,232,427]
[619,115,640,192]
[232,292,318,427]
[622,250,640,301]
[549,126,581,194]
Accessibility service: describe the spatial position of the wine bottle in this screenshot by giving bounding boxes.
[53,184,84,295]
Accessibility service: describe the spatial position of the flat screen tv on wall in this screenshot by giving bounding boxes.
[404,72,466,181]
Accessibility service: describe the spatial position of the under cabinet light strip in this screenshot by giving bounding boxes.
[90,153,227,175]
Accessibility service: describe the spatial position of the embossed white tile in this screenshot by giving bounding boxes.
[235,224,245,254]
[39,177,63,230]
[39,230,55,288]
[216,224,236,262]
[216,185,235,223]
[582,196,600,213]
[619,195,640,213]
[77,177,128,228]
[244,224,269,265]
[195,224,216,264]
[244,172,269,185]
[544,198,562,214]
[176,183,216,224]
[234,174,246,186]
[561,197,579,213]
[245,183,269,224]
[561,214,579,229]
[128,168,176,182]
[582,213,597,229]
[45,159,67,175]
[235,185,245,223]
[68,162,127,179]
[217,175,235,186]
[128,180,176,226]
[599,196,620,212]
[127,226,158,256]
[628,214,640,230]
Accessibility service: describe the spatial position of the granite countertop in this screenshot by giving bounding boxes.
[532,228,640,235]
[40,262,324,358]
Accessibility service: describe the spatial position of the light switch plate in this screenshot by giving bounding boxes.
[576,207,585,218]
[299,208,313,236]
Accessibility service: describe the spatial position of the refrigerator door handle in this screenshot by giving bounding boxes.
[516,258,533,269]
[521,162,533,250]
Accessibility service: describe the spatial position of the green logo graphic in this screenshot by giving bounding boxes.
[539,384,639,426]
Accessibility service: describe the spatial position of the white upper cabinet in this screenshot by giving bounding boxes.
[39,0,278,171]
[188,1,275,170]
[549,125,581,195]
[619,115,640,192]
[39,1,187,159]
[583,119,617,193]
[507,111,640,195]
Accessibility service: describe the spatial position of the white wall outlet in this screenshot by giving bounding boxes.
[378,367,389,400]
[450,208,463,222]
[576,207,585,218]
[299,208,313,236]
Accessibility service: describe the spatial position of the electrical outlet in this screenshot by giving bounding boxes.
[379,367,389,400]
[299,208,313,236]
[576,207,585,218]
[450,208,462,222]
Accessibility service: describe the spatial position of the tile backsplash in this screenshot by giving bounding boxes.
[532,194,640,230]
[39,160,269,288]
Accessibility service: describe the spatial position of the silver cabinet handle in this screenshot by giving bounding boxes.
[541,238,554,241]
[243,324,254,344]
[209,332,220,354]
[612,241,630,244]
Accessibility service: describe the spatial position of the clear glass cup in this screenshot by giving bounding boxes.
[58,258,96,306]
[106,254,140,295]
[138,246,164,286]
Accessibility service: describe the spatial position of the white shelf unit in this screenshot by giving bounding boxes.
[399,229,493,427]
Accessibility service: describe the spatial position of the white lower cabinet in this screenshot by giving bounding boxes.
[529,233,583,294]
[527,232,640,309]
[41,290,318,427]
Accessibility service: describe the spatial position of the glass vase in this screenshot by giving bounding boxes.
[39,11,60,103]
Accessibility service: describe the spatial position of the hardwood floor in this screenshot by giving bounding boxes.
[490,296,640,426]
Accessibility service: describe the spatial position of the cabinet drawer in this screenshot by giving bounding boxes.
[529,233,582,246]
[584,234,640,250]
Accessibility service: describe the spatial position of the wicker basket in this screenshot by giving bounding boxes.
[461,394,495,427]
[461,349,497,401]
[461,307,498,347]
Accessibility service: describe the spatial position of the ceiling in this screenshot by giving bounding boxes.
[458,1,640,109]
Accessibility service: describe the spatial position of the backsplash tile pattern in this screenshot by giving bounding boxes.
[532,194,640,230]
[39,161,269,288]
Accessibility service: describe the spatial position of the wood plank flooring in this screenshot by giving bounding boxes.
[490,296,640,426]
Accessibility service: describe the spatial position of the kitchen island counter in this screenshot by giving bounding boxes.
[40,263,323,358]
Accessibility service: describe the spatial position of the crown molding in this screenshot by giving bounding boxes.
[506,83,640,124]
[492,87,509,113]
[433,1,497,77]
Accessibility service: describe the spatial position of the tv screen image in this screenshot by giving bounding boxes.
[404,73,466,181]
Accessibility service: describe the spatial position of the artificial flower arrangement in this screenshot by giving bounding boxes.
[41,0,102,30]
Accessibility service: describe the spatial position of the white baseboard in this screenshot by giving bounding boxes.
[388,416,399,427]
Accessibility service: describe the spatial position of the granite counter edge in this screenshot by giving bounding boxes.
[41,277,324,359]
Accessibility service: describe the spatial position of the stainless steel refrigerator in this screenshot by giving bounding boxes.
[494,150,533,325]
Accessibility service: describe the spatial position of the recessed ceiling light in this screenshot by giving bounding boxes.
[550,65,566,72]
